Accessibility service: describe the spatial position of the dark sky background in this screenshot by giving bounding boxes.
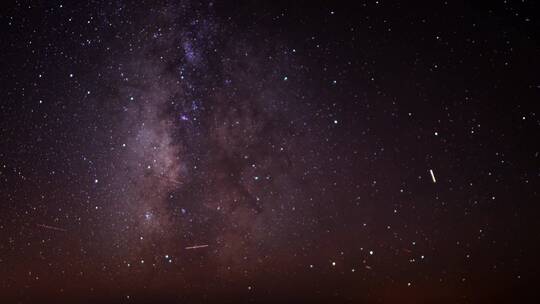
[1,1,539,303]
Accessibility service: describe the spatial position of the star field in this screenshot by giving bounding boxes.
[1,1,539,303]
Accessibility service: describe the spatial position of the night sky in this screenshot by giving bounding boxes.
[1,1,539,303]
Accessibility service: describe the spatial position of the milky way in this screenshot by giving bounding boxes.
[1,1,539,303]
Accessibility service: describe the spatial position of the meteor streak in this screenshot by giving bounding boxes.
[429,169,437,183]
[153,173,182,185]
[185,244,209,250]
[36,224,67,232]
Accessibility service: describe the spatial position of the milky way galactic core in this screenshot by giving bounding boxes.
[1,1,539,303]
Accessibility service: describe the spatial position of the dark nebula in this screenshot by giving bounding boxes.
[1,1,539,303]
